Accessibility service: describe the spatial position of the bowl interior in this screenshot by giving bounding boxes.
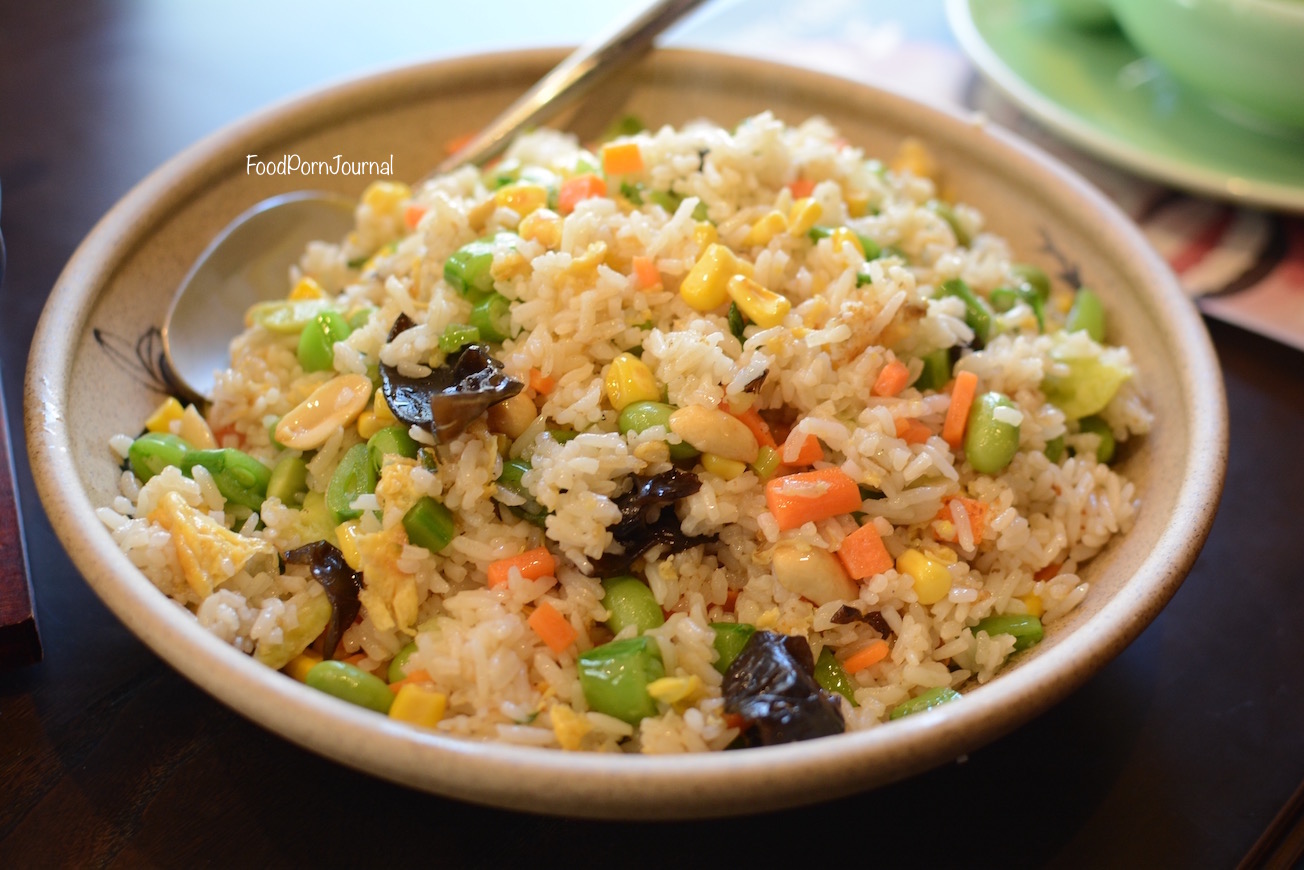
[27,48,1225,817]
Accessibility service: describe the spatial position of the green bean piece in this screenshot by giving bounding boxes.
[617,401,699,459]
[1017,284,1046,332]
[889,686,961,720]
[246,299,331,334]
[1011,263,1050,301]
[964,391,1022,475]
[915,347,952,392]
[1044,434,1066,463]
[1078,416,1116,463]
[807,226,879,259]
[814,647,858,705]
[470,292,513,343]
[547,429,580,445]
[751,445,782,481]
[297,309,351,372]
[266,453,309,506]
[989,287,1019,313]
[710,622,757,674]
[439,323,481,353]
[938,278,994,346]
[497,458,547,527]
[305,660,394,714]
[299,490,338,544]
[601,575,665,636]
[727,302,747,342]
[181,448,272,512]
[388,641,419,683]
[975,613,1044,652]
[402,496,456,553]
[619,180,644,205]
[326,443,377,523]
[346,306,376,331]
[1065,287,1106,342]
[928,199,971,246]
[444,234,515,300]
[602,113,646,141]
[128,432,193,483]
[578,636,665,725]
[855,267,874,288]
[367,424,419,473]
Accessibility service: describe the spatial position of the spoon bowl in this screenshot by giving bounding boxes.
[161,0,708,403]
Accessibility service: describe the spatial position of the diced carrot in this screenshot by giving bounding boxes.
[724,588,739,612]
[631,255,662,290]
[837,522,894,580]
[487,546,557,589]
[444,130,477,156]
[528,368,555,396]
[722,403,778,449]
[1034,562,1062,581]
[895,417,933,445]
[787,178,816,198]
[841,639,890,675]
[528,601,577,654]
[872,359,911,397]
[601,141,644,176]
[723,712,747,730]
[558,174,607,214]
[765,467,863,531]
[388,669,432,694]
[941,496,988,542]
[404,203,427,229]
[780,431,823,466]
[341,652,368,667]
[211,423,243,449]
[942,370,979,449]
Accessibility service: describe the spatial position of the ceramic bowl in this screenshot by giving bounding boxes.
[25,48,1226,818]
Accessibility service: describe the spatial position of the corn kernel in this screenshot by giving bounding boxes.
[356,410,387,440]
[144,397,185,434]
[336,520,364,570]
[518,208,562,248]
[828,227,866,259]
[604,352,661,411]
[680,243,746,311]
[289,276,325,301]
[693,221,718,248]
[647,675,704,706]
[726,274,791,329]
[891,137,938,181]
[389,683,448,728]
[371,389,396,425]
[285,651,322,683]
[788,197,823,235]
[362,181,411,215]
[845,189,872,218]
[494,182,549,218]
[742,210,788,246]
[897,548,952,605]
[1019,593,1045,618]
[550,704,592,751]
[702,452,747,481]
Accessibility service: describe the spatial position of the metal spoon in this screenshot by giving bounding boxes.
[163,0,708,404]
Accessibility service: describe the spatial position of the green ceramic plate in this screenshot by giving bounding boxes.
[948,0,1304,212]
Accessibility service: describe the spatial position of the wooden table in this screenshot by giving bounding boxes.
[3,2,1302,866]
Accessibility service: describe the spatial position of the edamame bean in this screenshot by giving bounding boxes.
[181,448,272,511]
[1078,416,1116,463]
[305,659,394,714]
[326,443,377,523]
[1065,287,1106,342]
[617,400,699,459]
[710,622,756,674]
[367,424,419,473]
[128,432,193,482]
[266,453,308,506]
[1044,434,1066,463]
[297,309,351,372]
[346,306,376,331]
[964,391,1021,475]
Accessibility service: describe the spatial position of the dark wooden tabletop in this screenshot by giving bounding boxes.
[3,2,1303,867]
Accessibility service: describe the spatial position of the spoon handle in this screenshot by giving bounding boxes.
[431,0,709,176]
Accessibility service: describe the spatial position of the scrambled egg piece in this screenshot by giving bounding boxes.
[356,523,419,633]
[550,704,593,751]
[375,457,422,517]
[148,490,278,599]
